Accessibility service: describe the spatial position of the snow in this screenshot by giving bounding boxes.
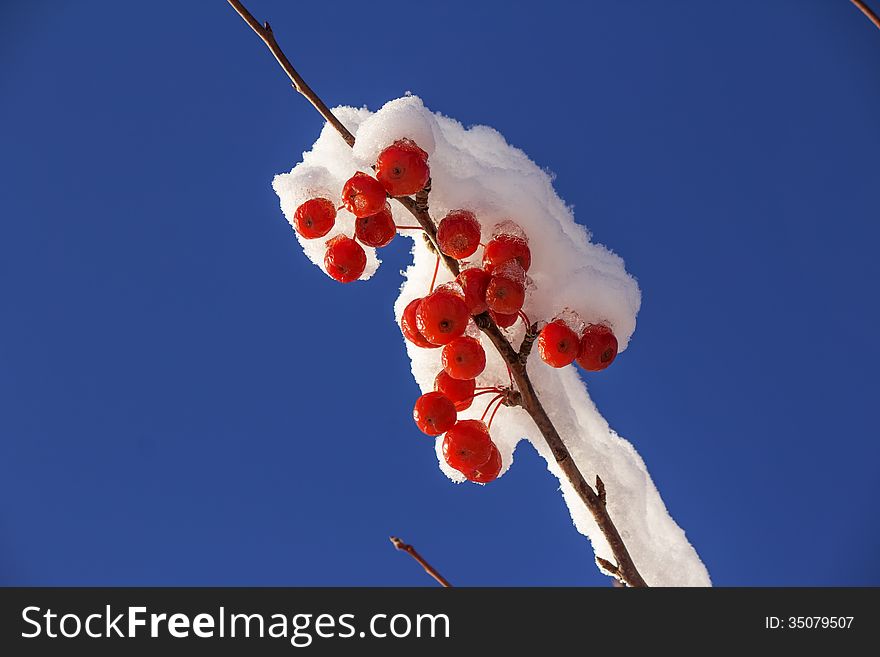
[273,95,711,587]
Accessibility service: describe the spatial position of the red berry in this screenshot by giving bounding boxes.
[442,420,492,474]
[577,324,618,371]
[467,445,502,484]
[485,274,525,315]
[441,336,486,380]
[416,289,470,345]
[490,310,519,328]
[413,392,457,436]
[400,298,440,349]
[437,210,481,259]
[293,198,336,239]
[355,202,395,248]
[456,267,491,315]
[538,320,580,368]
[324,235,366,283]
[341,172,387,218]
[375,139,430,196]
[434,371,475,411]
[483,235,531,273]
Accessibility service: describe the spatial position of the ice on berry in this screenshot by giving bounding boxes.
[274,95,709,587]
[491,219,528,241]
[554,307,586,334]
[435,280,464,298]
[492,259,527,285]
[463,319,481,339]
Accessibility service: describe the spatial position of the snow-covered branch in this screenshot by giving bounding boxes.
[227,0,710,588]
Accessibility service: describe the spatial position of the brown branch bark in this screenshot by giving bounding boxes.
[851,0,880,30]
[518,322,540,363]
[390,536,452,587]
[227,0,648,588]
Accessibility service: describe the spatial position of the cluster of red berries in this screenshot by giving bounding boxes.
[291,139,431,283]
[404,276,504,484]
[291,136,619,485]
[537,320,618,371]
[403,214,539,483]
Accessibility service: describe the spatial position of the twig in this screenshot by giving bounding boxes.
[851,0,880,30]
[518,322,540,362]
[226,0,355,145]
[596,475,606,504]
[227,0,648,588]
[415,177,432,214]
[389,536,452,587]
[595,556,625,586]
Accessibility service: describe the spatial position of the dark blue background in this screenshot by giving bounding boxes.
[1,1,878,586]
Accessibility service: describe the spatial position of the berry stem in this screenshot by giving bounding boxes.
[428,253,440,294]
[395,225,425,230]
[486,395,505,430]
[480,393,506,422]
[518,310,531,327]
[228,0,649,588]
[470,388,505,401]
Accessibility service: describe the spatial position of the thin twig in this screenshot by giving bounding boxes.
[227,0,648,587]
[226,0,356,145]
[389,536,452,587]
[851,0,880,30]
[596,556,624,586]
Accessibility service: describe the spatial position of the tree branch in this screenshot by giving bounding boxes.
[390,536,452,587]
[518,322,539,363]
[227,0,648,588]
[226,0,356,146]
[596,475,607,504]
[414,177,431,214]
[851,0,880,30]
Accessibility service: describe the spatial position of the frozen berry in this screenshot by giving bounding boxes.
[442,420,492,474]
[485,274,525,315]
[483,235,531,273]
[416,289,470,345]
[341,172,387,218]
[400,298,439,349]
[467,445,502,483]
[434,371,476,411]
[437,210,481,260]
[538,319,580,368]
[355,202,395,248]
[490,310,519,328]
[456,267,491,315]
[294,198,336,239]
[324,235,366,283]
[413,391,457,436]
[441,336,486,380]
[375,139,430,196]
[577,324,618,371]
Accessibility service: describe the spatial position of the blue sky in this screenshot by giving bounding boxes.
[1,0,878,586]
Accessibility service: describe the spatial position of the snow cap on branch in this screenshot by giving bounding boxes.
[273,96,710,586]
